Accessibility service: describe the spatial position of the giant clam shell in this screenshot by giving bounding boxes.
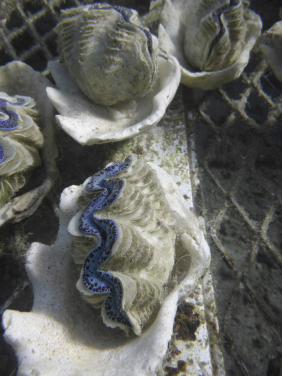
[47,4,181,145]
[183,0,251,72]
[158,0,262,89]
[2,155,210,375]
[0,92,43,206]
[68,155,177,335]
[258,21,282,82]
[56,4,158,106]
[0,61,58,226]
[46,51,180,145]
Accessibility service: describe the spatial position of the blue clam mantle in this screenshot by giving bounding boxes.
[0,96,26,129]
[79,156,133,329]
[70,154,178,335]
[0,144,4,163]
[0,93,44,207]
[0,95,27,161]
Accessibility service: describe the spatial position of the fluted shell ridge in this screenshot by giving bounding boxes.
[183,0,259,72]
[68,155,177,335]
[56,3,158,106]
[0,92,43,206]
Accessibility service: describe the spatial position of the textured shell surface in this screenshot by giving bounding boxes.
[56,3,158,106]
[2,154,210,375]
[0,61,58,226]
[182,0,251,72]
[0,92,43,206]
[46,51,180,145]
[258,21,282,82]
[68,154,178,335]
[158,0,262,89]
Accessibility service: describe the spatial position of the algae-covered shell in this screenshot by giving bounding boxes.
[68,155,177,335]
[183,0,253,72]
[159,0,262,89]
[0,92,43,206]
[56,3,158,106]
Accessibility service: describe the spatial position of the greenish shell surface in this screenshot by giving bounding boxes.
[183,0,260,72]
[158,0,262,89]
[56,4,158,106]
[0,93,43,207]
[68,155,177,335]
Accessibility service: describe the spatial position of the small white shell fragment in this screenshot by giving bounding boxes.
[158,0,262,90]
[2,158,210,376]
[46,52,181,145]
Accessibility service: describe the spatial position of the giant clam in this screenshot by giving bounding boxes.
[158,0,262,89]
[56,3,158,106]
[46,4,181,145]
[0,92,43,207]
[2,155,210,375]
[67,155,211,335]
[0,61,58,226]
[68,155,177,335]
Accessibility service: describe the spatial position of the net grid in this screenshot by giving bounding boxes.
[184,50,282,375]
[0,0,83,73]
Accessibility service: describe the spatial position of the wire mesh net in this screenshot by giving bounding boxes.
[184,52,282,375]
[0,0,282,375]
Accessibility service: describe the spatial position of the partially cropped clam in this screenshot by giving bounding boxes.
[0,92,43,206]
[158,0,262,89]
[258,21,282,82]
[47,4,181,145]
[0,61,58,226]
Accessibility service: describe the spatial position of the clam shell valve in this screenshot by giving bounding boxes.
[183,0,258,72]
[68,155,178,335]
[56,3,158,106]
[0,92,43,207]
[158,0,262,89]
